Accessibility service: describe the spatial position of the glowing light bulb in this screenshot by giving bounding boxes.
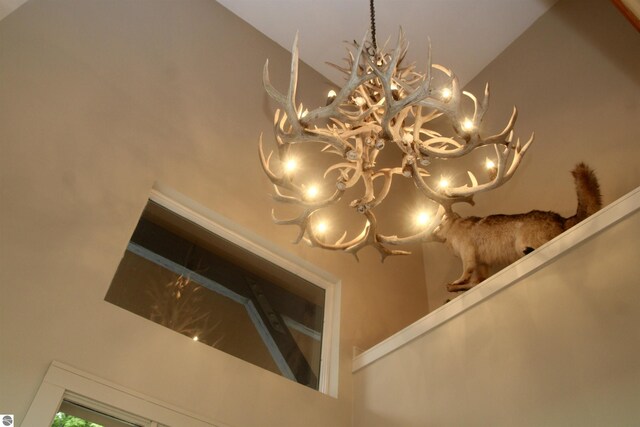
[439,178,450,189]
[416,212,431,226]
[462,118,474,132]
[193,336,199,342]
[316,221,328,234]
[326,90,337,106]
[441,88,452,100]
[354,96,366,107]
[485,158,496,170]
[284,158,297,173]
[306,185,319,199]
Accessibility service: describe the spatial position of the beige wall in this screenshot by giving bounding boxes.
[354,207,640,426]
[423,0,640,311]
[0,1,430,425]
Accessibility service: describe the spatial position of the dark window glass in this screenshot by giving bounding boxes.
[106,201,324,389]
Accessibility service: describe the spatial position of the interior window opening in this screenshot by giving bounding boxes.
[105,198,327,390]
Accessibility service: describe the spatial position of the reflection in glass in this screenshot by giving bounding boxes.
[105,201,325,389]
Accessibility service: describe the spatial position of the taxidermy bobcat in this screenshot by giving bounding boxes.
[435,163,602,292]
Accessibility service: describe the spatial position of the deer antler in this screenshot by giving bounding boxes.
[260,30,534,259]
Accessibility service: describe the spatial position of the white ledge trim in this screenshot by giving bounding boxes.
[353,187,640,372]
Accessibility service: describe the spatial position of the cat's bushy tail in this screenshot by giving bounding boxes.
[564,162,602,229]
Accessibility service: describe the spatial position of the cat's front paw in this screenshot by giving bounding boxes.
[447,282,473,292]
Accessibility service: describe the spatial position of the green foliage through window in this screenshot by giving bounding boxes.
[52,412,103,427]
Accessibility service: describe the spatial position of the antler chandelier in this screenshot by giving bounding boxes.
[259,1,534,260]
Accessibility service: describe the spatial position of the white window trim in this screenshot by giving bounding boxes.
[22,361,224,427]
[148,184,341,397]
[353,186,640,372]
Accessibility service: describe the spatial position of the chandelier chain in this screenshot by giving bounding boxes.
[369,0,377,51]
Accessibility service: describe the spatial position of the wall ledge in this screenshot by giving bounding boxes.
[352,186,640,372]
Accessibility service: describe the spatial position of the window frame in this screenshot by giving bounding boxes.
[146,185,341,396]
[21,361,218,427]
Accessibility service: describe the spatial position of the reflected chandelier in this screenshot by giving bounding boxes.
[259,1,534,260]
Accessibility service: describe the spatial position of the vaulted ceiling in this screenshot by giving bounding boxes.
[1,0,559,86]
[217,0,559,86]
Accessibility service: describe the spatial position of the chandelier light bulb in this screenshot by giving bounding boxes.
[485,158,496,170]
[193,336,199,342]
[462,118,474,132]
[316,221,328,234]
[306,185,319,199]
[326,89,337,105]
[354,96,366,107]
[416,212,431,226]
[441,87,452,100]
[284,158,297,173]
[438,178,450,189]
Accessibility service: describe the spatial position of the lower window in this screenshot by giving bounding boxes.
[53,400,142,427]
